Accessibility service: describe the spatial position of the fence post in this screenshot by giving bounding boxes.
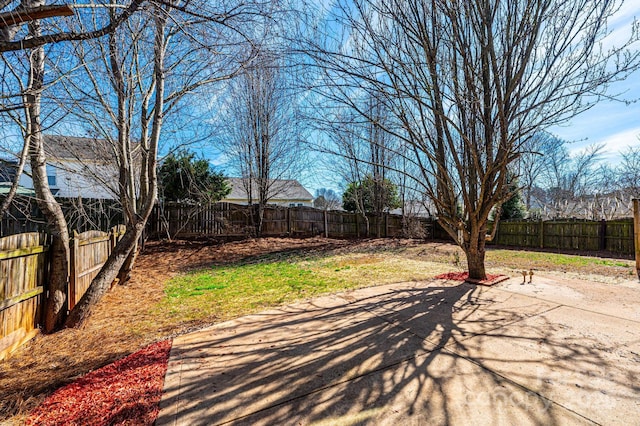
[384,213,388,238]
[68,230,79,312]
[539,219,544,249]
[355,214,359,237]
[324,210,328,238]
[110,226,117,253]
[599,219,607,251]
[634,199,640,280]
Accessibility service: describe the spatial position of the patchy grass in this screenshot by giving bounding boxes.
[484,249,635,276]
[157,261,337,323]
[153,252,456,326]
[151,243,636,327]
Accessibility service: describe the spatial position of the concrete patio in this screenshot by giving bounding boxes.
[157,273,640,425]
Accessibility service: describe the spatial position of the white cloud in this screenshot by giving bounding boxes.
[585,126,640,156]
[209,153,229,167]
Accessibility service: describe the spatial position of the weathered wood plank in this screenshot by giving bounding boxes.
[0,328,40,361]
[0,286,43,311]
[0,245,46,261]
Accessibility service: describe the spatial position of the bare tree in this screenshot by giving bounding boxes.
[314,187,341,210]
[221,50,305,235]
[307,0,639,279]
[23,3,70,331]
[64,2,265,327]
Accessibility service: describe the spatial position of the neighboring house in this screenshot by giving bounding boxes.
[2,135,132,200]
[222,177,314,207]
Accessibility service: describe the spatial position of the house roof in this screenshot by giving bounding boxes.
[43,135,124,162]
[0,182,36,196]
[225,178,313,201]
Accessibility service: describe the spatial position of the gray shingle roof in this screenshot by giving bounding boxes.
[225,177,313,202]
[43,135,128,162]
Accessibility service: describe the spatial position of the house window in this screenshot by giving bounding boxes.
[289,203,296,207]
[297,203,303,207]
[46,165,57,187]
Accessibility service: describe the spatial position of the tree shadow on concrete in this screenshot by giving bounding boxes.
[158,280,640,425]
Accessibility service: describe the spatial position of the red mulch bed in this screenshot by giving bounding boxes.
[26,340,172,426]
[434,272,508,286]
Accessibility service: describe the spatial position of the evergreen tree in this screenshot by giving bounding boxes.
[500,176,526,220]
[342,175,401,213]
[159,150,230,203]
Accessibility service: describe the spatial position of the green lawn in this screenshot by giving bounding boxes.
[153,252,455,325]
[160,261,340,322]
[151,243,635,329]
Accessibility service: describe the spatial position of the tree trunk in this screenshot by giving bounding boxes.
[65,7,165,329]
[26,19,70,333]
[465,232,487,280]
[65,223,143,328]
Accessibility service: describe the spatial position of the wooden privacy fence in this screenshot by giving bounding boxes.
[0,233,48,361]
[491,219,634,255]
[148,203,432,239]
[0,195,125,237]
[150,203,637,256]
[69,225,126,310]
[0,226,125,360]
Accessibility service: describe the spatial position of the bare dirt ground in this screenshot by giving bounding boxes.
[0,237,635,424]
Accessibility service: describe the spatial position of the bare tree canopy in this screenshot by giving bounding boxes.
[219,49,306,235]
[0,0,146,52]
[0,0,278,330]
[306,0,640,279]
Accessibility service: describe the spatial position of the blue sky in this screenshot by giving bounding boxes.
[550,79,640,158]
[550,2,639,158]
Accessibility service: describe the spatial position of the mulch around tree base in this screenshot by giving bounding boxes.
[26,340,172,426]
[434,272,509,286]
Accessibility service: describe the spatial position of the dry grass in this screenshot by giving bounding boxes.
[0,237,635,424]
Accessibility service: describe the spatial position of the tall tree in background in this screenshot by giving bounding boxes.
[538,143,604,217]
[222,50,305,235]
[315,91,401,236]
[515,132,565,210]
[314,188,341,210]
[308,0,639,279]
[342,176,400,214]
[618,145,640,198]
